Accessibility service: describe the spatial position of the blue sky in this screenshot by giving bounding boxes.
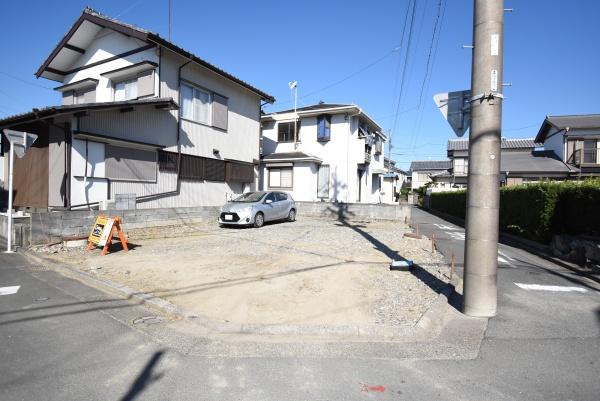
[0,0,598,168]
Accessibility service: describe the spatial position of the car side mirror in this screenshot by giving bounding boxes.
[265,199,273,204]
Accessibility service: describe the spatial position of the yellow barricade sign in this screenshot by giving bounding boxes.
[87,215,128,256]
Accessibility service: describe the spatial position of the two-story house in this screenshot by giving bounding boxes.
[409,160,452,190]
[535,114,600,177]
[432,137,575,188]
[259,103,387,203]
[0,7,274,210]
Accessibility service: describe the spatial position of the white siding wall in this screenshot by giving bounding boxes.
[544,127,565,161]
[78,106,177,147]
[55,28,263,209]
[63,29,159,103]
[261,113,385,203]
[161,51,261,162]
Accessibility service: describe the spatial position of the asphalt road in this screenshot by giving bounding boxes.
[1,208,599,400]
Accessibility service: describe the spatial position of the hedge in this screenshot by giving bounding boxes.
[429,179,600,243]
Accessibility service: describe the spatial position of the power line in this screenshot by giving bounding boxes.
[415,0,444,118]
[503,123,538,132]
[409,0,448,152]
[389,1,414,119]
[0,70,53,90]
[390,0,418,142]
[264,46,400,110]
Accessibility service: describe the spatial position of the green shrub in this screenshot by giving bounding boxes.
[429,179,600,243]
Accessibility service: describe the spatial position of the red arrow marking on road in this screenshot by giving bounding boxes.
[360,383,386,393]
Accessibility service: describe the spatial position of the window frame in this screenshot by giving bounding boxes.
[113,77,138,101]
[180,81,213,127]
[317,115,331,142]
[268,167,293,189]
[277,121,298,143]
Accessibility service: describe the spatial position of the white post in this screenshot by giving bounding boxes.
[5,140,14,253]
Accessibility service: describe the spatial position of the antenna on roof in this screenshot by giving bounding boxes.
[168,0,172,41]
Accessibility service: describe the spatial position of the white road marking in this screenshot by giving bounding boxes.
[434,223,458,230]
[498,250,514,261]
[446,231,466,241]
[515,283,587,293]
[0,285,20,296]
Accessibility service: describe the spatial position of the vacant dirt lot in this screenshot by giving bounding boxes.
[37,217,449,328]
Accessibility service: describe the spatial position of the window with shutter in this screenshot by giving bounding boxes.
[158,151,178,172]
[180,154,205,181]
[268,167,292,188]
[105,145,157,182]
[212,93,228,131]
[226,161,254,182]
[137,70,155,98]
[181,83,211,125]
[204,158,226,181]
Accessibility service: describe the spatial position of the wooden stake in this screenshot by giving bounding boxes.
[431,232,436,253]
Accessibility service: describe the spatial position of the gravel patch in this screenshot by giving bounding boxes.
[34,217,450,329]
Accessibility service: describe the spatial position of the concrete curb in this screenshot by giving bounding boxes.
[20,249,457,340]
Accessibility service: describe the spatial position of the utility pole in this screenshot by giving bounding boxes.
[463,0,504,317]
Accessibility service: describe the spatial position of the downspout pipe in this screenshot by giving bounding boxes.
[133,55,194,204]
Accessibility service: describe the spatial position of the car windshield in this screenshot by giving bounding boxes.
[232,192,267,203]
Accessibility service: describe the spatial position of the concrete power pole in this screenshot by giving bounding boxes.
[463,0,504,317]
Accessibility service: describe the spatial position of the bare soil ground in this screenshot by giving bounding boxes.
[36,217,449,328]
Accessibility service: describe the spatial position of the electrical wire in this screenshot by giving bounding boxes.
[408,0,448,152]
[390,0,418,143]
[0,70,53,90]
[265,46,401,110]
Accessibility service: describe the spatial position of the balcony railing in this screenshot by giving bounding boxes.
[568,148,600,166]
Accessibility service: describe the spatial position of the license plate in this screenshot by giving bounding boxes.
[224,214,233,221]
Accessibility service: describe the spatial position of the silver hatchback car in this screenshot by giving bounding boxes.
[219,191,296,228]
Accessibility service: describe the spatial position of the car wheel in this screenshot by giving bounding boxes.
[254,212,264,228]
[288,209,296,222]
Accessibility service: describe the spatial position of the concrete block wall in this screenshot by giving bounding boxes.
[0,215,31,248]
[18,202,410,246]
[29,206,221,245]
[296,202,411,222]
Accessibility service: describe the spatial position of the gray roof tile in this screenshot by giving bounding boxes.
[448,138,542,151]
[409,160,452,172]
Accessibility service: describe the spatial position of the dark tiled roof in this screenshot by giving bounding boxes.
[409,160,452,172]
[500,150,576,174]
[535,114,600,142]
[262,152,321,161]
[545,115,600,130]
[448,138,542,151]
[267,103,353,115]
[0,98,178,128]
[36,7,274,103]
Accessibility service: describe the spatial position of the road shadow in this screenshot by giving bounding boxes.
[326,202,461,311]
[119,350,165,401]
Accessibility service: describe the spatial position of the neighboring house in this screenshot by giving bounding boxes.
[535,114,600,177]
[0,7,274,210]
[409,160,452,190]
[260,103,387,203]
[431,137,576,188]
[381,157,407,204]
